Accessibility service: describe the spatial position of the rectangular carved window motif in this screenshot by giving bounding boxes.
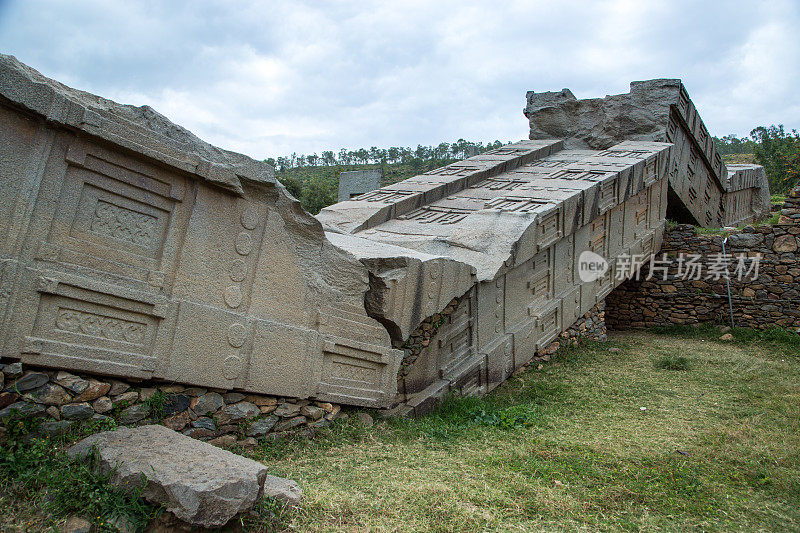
[597,149,651,158]
[399,206,473,224]
[473,178,527,191]
[484,196,548,213]
[548,169,609,181]
[425,165,482,177]
[353,190,414,203]
[525,160,571,168]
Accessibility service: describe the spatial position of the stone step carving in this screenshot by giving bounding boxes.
[524,79,770,228]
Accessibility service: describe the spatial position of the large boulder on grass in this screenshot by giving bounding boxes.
[67,425,279,528]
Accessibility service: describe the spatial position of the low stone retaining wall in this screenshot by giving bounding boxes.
[536,302,607,360]
[0,361,344,446]
[607,186,800,330]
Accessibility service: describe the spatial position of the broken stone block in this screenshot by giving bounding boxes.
[67,425,270,528]
[0,55,401,409]
[262,475,303,508]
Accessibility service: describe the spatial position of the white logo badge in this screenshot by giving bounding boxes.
[577,250,608,283]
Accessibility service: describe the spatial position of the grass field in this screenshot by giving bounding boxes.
[2,327,799,532]
[248,327,800,532]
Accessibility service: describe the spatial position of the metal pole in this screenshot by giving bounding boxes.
[722,236,735,328]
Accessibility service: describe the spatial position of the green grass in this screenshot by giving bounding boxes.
[3,328,799,531]
[242,330,800,532]
[0,418,160,531]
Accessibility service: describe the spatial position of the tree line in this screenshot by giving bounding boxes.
[713,125,799,193]
[266,139,507,172]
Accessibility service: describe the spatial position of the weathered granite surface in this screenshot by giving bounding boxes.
[524,79,770,227]
[0,55,401,408]
[319,139,672,412]
[67,425,275,527]
[338,169,381,203]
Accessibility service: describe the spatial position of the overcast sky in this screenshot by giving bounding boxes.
[1,0,798,160]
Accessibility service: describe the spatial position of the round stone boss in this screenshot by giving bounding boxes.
[227,322,247,348]
[240,206,261,230]
[222,355,243,380]
[229,258,247,282]
[224,285,243,308]
[235,232,252,256]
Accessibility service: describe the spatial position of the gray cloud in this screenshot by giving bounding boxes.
[1,0,798,159]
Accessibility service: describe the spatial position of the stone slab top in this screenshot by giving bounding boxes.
[0,54,274,195]
[320,139,672,281]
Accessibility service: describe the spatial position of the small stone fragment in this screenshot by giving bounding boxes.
[273,402,302,418]
[246,416,278,437]
[245,395,277,407]
[162,411,190,432]
[314,401,334,413]
[4,362,23,379]
[64,516,92,533]
[139,387,157,402]
[223,392,246,404]
[10,371,49,392]
[118,403,150,425]
[61,402,94,420]
[74,380,111,402]
[26,382,70,405]
[300,405,325,421]
[55,371,89,394]
[222,401,260,421]
[262,475,303,508]
[208,434,237,447]
[184,427,217,439]
[192,417,216,431]
[274,415,306,432]
[92,396,113,414]
[159,384,185,394]
[40,420,75,437]
[112,391,139,406]
[356,412,374,427]
[162,394,191,417]
[720,333,734,341]
[108,381,130,396]
[192,392,224,415]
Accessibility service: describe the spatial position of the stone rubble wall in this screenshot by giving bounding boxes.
[536,302,607,360]
[0,360,345,446]
[606,187,800,330]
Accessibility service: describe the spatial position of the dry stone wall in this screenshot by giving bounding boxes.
[0,358,344,445]
[606,187,800,330]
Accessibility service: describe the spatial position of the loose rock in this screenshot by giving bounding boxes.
[68,425,268,528]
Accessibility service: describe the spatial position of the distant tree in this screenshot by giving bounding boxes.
[751,125,800,193]
[713,134,756,155]
[278,176,303,199]
[303,176,337,214]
